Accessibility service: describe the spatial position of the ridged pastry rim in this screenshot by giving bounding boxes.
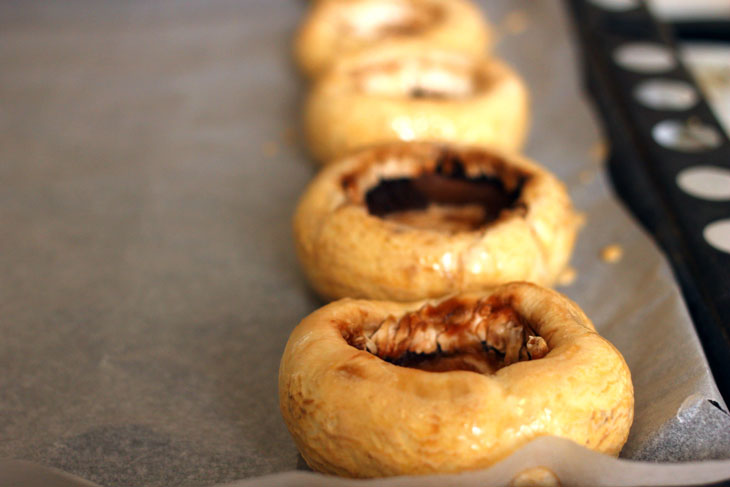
[279,282,634,477]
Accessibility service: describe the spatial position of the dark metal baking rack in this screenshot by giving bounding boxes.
[564,0,730,404]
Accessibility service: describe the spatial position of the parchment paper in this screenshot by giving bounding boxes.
[0,1,729,486]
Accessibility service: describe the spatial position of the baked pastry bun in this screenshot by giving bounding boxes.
[294,0,492,79]
[293,142,580,301]
[279,282,635,477]
[304,44,529,163]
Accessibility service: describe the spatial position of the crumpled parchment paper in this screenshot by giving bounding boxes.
[1,1,729,486]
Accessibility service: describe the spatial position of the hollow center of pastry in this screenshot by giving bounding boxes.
[356,56,480,99]
[344,296,549,374]
[363,155,527,233]
[340,0,441,39]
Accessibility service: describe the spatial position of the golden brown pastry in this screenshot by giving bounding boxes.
[279,282,635,477]
[304,43,529,163]
[293,142,581,301]
[294,0,492,79]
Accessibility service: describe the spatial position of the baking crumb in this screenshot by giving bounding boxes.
[600,244,623,263]
[283,126,298,146]
[262,141,279,158]
[589,139,607,163]
[557,266,577,287]
[502,10,529,36]
[579,169,595,185]
[510,466,560,487]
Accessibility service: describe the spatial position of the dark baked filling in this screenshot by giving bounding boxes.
[342,296,549,374]
[363,153,527,232]
[408,86,450,99]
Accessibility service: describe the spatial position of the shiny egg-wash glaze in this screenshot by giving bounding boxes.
[279,282,634,477]
[294,0,492,79]
[293,142,581,301]
[304,44,528,163]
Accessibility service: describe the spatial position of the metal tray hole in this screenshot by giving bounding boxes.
[635,79,698,111]
[677,166,730,201]
[614,43,676,73]
[653,119,722,152]
[704,219,730,254]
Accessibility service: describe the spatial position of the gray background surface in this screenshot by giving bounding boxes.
[1,1,727,486]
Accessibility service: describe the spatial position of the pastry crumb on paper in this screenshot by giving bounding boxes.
[510,466,560,487]
[262,141,279,158]
[579,169,596,185]
[589,139,608,163]
[502,10,529,36]
[600,244,623,263]
[283,126,298,146]
[557,266,577,287]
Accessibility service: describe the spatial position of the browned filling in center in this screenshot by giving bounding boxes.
[353,56,484,100]
[341,1,442,39]
[363,153,527,232]
[343,296,549,374]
